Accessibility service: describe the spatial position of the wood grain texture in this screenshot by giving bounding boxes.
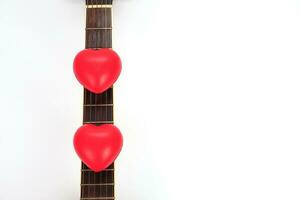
[81,1,115,199]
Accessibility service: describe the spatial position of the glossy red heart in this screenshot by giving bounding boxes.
[73,124,123,172]
[73,49,122,93]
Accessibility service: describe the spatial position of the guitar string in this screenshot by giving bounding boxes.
[89,91,92,197]
[111,0,114,194]
[85,0,88,196]
[85,2,89,198]
[110,3,114,198]
[104,1,109,199]
[81,1,87,198]
[84,0,90,198]
[100,0,104,198]
[92,0,97,197]
[82,0,86,191]
[88,1,93,197]
[82,90,86,198]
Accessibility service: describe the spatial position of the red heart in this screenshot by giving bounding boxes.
[73,49,122,93]
[73,124,123,172]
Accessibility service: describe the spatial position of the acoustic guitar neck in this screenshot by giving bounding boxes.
[81,0,115,199]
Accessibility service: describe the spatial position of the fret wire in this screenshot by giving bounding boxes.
[84,104,113,106]
[82,163,114,169]
[86,27,112,30]
[81,183,114,186]
[83,121,114,124]
[82,168,114,171]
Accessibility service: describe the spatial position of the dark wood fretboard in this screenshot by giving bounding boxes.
[81,0,115,199]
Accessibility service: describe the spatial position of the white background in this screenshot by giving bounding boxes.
[0,0,300,199]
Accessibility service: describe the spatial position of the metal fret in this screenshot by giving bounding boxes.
[84,104,114,107]
[81,183,114,186]
[82,168,114,172]
[86,27,112,30]
[83,121,114,124]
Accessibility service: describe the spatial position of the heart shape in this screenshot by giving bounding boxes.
[73,49,122,93]
[73,124,123,172]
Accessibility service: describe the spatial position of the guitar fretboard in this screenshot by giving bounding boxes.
[81,0,115,199]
